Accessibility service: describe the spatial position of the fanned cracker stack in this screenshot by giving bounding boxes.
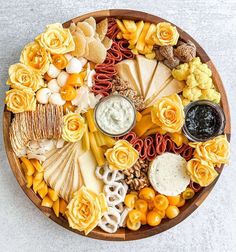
[10,104,63,156]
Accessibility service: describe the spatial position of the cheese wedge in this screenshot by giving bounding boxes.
[136,55,157,97]
[148,79,185,106]
[116,59,142,95]
[78,150,103,194]
[145,62,172,103]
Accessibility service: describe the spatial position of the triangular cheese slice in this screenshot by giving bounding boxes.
[136,55,157,97]
[78,150,103,194]
[148,79,185,107]
[116,59,142,95]
[145,62,172,103]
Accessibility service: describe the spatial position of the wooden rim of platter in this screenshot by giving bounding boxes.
[3,9,231,241]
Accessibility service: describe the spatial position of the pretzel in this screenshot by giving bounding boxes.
[98,207,121,233]
[95,164,124,184]
[119,207,131,227]
[114,202,124,213]
[104,181,127,206]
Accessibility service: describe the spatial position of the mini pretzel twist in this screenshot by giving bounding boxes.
[119,207,131,227]
[104,181,127,206]
[98,207,121,233]
[95,164,124,184]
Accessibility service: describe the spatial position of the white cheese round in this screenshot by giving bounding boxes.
[148,153,190,196]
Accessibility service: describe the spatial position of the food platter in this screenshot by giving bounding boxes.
[3,9,231,241]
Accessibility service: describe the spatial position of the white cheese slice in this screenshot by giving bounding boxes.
[43,141,85,202]
[148,79,185,106]
[136,55,157,97]
[145,62,172,103]
[116,59,142,95]
[78,150,103,194]
[148,153,190,196]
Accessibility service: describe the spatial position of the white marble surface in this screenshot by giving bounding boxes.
[0,0,236,251]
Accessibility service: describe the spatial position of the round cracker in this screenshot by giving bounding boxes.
[76,22,95,37]
[71,34,86,57]
[87,39,107,64]
[96,18,108,41]
[84,17,96,31]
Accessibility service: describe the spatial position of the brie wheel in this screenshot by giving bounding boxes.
[148,153,190,196]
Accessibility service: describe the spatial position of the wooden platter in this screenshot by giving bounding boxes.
[3,9,231,241]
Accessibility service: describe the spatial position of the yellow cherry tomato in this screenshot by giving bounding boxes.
[165,205,180,219]
[128,209,142,223]
[130,191,138,196]
[182,188,195,200]
[147,211,162,226]
[127,218,141,231]
[134,199,148,213]
[153,195,169,210]
[66,73,84,87]
[52,54,68,70]
[140,212,147,225]
[60,85,77,101]
[124,194,138,209]
[63,101,76,114]
[153,208,165,219]
[176,197,186,207]
[43,72,53,82]
[167,195,181,206]
[139,187,155,202]
[148,200,155,210]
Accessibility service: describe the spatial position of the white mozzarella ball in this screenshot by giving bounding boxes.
[49,93,66,106]
[47,64,61,78]
[66,57,82,73]
[57,71,69,87]
[77,57,87,67]
[48,79,60,93]
[64,53,73,62]
[36,88,52,104]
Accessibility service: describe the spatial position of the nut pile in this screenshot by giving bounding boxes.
[122,158,150,191]
[112,76,145,111]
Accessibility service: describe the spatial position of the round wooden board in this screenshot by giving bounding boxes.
[3,9,231,241]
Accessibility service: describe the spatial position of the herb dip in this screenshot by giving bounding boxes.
[95,95,136,136]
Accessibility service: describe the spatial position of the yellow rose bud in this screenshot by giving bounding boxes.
[35,23,75,54]
[66,186,108,235]
[20,41,50,75]
[151,94,185,133]
[5,88,36,113]
[156,22,179,46]
[189,135,230,167]
[62,112,86,142]
[7,63,45,92]
[105,140,139,170]
[187,157,218,187]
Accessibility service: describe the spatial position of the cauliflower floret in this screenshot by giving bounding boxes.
[172,63,189,81]
[183,86,202,101]
[182,97,191,106]
[200,89,221,104]
[188,57,201,70]
[186,68,213,89]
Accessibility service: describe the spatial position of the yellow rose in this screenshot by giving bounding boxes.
[62,112,86,142]
[36,23,75,54]
[151,94,185,133]
[105,140,139,170]
[189,135,230,167]
[20,41,50,74]
[187,157,218,187]
[66,186,108,235]
[7,63,45,92]
[156,22,179,46]
[5,88,36,113]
